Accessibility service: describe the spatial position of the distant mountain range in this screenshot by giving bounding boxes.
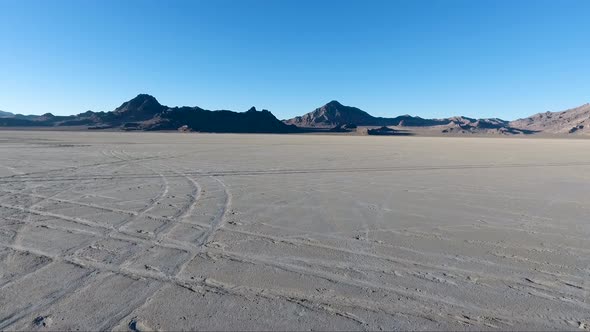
[283,100,519,134]
[0,94,299,133]
[509,103,590,134]
[1,94,589,135]
[0,110,38,120]
[285,100,590,135]
[284,100,449,128]
[0,110,13,118]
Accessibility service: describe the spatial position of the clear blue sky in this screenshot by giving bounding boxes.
[1,0,589,120]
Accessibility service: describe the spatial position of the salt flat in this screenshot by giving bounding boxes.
[0,131,589,331]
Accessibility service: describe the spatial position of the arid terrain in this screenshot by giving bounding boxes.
[3,94,590,137]
[0,131,589,331]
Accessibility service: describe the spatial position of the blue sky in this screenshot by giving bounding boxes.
[1,0,589,120]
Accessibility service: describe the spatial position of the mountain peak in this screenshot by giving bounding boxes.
[113,94,166,120]
[115,94,162,110]
[126,94,161,107]
[285,101,375,127]
[324,100,343,107]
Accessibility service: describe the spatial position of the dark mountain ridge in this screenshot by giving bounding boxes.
[146,106,299,133]
[0,94,298,133]
[1,95,588,135]
[0,110,14,118]
[284,101,510,130]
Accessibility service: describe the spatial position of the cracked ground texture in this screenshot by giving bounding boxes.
[0,131,589,331]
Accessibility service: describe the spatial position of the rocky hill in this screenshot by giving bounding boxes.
[509,103,590,134]
[0,110,38,120]
[2,96,589,135]
[0,94,299,133]
[0,110,14,118]
[284,101,514,129]
[284,101,379,127]
[284,101,525,133]
[142,106,299,133]
[436,116,534,135]
[112,94,167,120]
[284,100,448,127]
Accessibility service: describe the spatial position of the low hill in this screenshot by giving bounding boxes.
[509,103,590,134]
[0,110,14,118]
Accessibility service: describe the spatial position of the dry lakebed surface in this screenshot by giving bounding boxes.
[0,130,589,331]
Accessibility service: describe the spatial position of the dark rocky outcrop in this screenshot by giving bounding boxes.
[367,126,395,135]
[329,123,358,132]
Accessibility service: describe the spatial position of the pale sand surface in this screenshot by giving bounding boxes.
[0,131,589,331]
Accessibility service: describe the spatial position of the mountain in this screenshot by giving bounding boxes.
[285,100,568,135]
[284,101,509,130]
[110,95,298,133]
[88,94,169,127]
[112,94,167,120]
[284,100,465,128]
[285,101,379,127]
[2,95,589,135]
[0,110,38,120]
[509,103,590,134]
[0,94,299,133]
[0,110,14,118]
[145,106,298,133]
[436,116,533,135]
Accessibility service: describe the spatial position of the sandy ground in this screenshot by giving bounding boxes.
[0,131,589,331]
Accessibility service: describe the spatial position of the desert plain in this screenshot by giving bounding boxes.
[0,130,589,331]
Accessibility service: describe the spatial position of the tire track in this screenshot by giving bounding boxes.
[194,176,231,247]
[102,154,231,331]
[0,149,188,182]
[0,242,514,331]
[0,189,214,231]
[107,150,171,232]
[213,227,590,291]
[2,160,590,183]
[0,159,129,293]
[0,261,99,330]
[153,171,202,242]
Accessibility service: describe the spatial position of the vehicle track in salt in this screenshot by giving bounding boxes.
[2,133,589,331]
[0,239,463,330]
[0,150,185,329]
[2,160,590,184]
[0,158,131,289]
[98,152,234,331]
[0,149,235,331]
[3,170,584,322]
[2,159,584,330]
